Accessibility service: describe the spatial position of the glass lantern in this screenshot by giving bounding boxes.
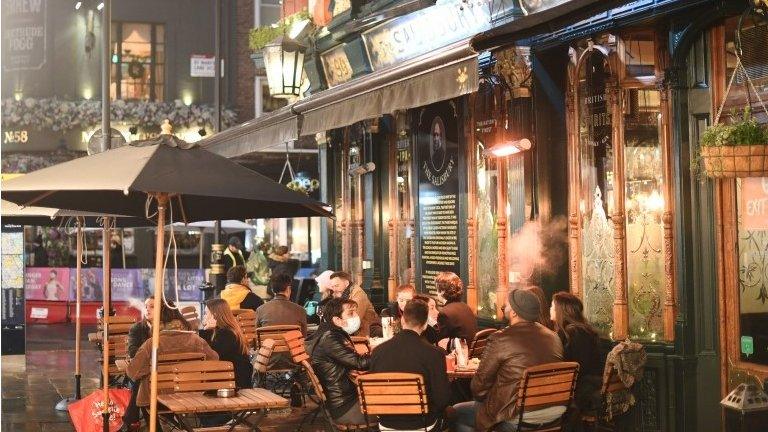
[263,36,306,98]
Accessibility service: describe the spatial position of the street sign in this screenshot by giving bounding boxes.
[190,54,224,78]
[741,335,754,357]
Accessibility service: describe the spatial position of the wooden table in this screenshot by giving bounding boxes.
[447,368,477,380]
[157,388,289,432]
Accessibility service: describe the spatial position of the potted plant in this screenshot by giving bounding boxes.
[700,107,768,178]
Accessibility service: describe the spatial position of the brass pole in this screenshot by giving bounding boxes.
[101,216,112,432]
[148,194,168,432]
[75,220,83,398]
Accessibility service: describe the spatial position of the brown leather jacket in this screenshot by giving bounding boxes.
[470,321,564,431]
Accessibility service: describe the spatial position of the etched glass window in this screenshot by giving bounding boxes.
[476,146,499,320]
[578,50,615,336]
[624,89,664,341]
[737,177,768,366]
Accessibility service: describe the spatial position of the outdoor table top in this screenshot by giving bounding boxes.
[157,388,289,415]
[447,367,477,380]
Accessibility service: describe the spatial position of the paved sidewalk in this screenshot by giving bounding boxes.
[1,324,327,431]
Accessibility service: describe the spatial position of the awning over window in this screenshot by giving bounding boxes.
[203,106,299,157]
[296,40,478,136]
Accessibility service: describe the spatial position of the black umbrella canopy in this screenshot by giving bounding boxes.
[1,134,333,221]
[1,200,154,227]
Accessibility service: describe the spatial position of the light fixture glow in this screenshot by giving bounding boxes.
[96,2,104,10]
[486,138,533,157]
[75,1,82,10]
[82,87,93,100]
[263,36,306,98]
[13,90,23,101]
[182,93,193,106]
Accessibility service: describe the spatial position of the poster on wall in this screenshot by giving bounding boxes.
[2,226,25,326]
[416,100,461,296]
[2,0,47,71]
[25,267,70,301]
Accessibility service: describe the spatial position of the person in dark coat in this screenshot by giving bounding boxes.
[370,298,450,431]
[551,291,603,426]
[255,272,308,335]
[414,294,441,345]
[220,266,264,312]
[307,297,370,424]
[201,298,253,389]
[267,245,300,279]
[127,296,154,358]
[32,235,48,267]
[434,272,478,343]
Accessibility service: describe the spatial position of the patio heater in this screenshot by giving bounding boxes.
[721,382,768,431]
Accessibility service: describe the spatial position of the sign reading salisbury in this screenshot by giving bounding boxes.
[2,0,47,71]
[362,0,491,70]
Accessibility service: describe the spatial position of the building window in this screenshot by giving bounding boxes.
[476,148,500,320]
[110,22,165,101]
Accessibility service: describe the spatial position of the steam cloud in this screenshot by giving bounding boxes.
[126,297,147,318]
[508,216,568,283]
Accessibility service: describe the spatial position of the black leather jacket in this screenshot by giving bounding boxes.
[307,324,370,418]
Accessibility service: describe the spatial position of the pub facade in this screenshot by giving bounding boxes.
[202,0,768,429]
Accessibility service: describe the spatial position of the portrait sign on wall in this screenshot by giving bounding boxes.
[416,100,461,296]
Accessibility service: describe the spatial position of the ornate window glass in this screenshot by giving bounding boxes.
[737,177,768,366]
[476,147,499,320]
[624,89,664,341]
[577,49,616,337]
[396,120,414,285]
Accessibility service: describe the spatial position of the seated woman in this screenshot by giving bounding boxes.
[126,300,218,429]
[201,298,253,389]
[307,297,371,425]
[434,272,478,345]
[550,292,603,421]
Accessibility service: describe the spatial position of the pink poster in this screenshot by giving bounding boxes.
[25,268,70,301]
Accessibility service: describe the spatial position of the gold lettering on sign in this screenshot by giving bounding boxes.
[3,130,29,144]
[321,45,354,88]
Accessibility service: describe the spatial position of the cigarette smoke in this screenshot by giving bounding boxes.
[126,297,147,318]
[508,216,568,283]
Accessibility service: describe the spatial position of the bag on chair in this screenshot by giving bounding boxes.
[68,388,132,432]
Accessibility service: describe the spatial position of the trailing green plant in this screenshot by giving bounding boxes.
[700,107,768,147]
[249,10,312,52]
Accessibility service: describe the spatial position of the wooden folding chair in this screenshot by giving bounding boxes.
[156,352,208,395]
[253,338,276,387]
[180,305,200,330]
[468,328,497,359]
[509,362,579,432]
[234,310,257,350]
[356,372,430,431]
[298,358,377,432]
[96,315,136,386]
[255,324,302,355]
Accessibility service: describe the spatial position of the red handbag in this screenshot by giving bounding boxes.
[68,389,132,432]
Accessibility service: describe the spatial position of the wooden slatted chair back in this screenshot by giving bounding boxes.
[235,310,257,349]
[515,362,579,430]
[469,328,497,359]
[284,330,309,363]
[356,373,428,417]
[97,315,136,336]
[179,306,200,329]
[350,336,371,355]
[300,359,327,403]
[254,338,276,374]
[155,352,207,393]
[601,365,629,417]
[173,360,236,393]
[255,325,301,354]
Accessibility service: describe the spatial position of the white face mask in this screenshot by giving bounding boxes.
[427,316,438,327]
[343,316,361,335]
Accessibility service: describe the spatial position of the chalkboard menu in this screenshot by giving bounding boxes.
[2,0,47,71]
[416,101,461,295]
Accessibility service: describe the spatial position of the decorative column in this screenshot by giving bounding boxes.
[608,83,629,340]
[565,86,582,298]
[496,158,509,319]
[466,95,478,310]
[387,137,398,301]
[660,67,680,342]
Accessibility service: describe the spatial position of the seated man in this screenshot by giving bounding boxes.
[255,272,308,335]
[370,299,450,431]
[220,265,264,312]
[413,294,440,345]
[453,288,564,432]
[327,271,379,337]
[122,295,154,429]
[307,298,370,425]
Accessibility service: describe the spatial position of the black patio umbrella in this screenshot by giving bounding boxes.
[1,200,153,410]
[2,126,332,432]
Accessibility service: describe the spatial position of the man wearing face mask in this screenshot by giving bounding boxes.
[307,298,371,425]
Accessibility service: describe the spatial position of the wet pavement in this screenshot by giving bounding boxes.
[1,324,326,431]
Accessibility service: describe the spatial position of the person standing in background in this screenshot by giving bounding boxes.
[32,235,48,267]
[223,236,245,272]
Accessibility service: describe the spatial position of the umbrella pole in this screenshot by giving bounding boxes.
[54,220,83,411]
[101,216,112,432]
[148,194,168,432]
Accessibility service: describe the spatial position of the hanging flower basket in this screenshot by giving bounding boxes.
[700,41,768,178]
[700,143,768,178]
